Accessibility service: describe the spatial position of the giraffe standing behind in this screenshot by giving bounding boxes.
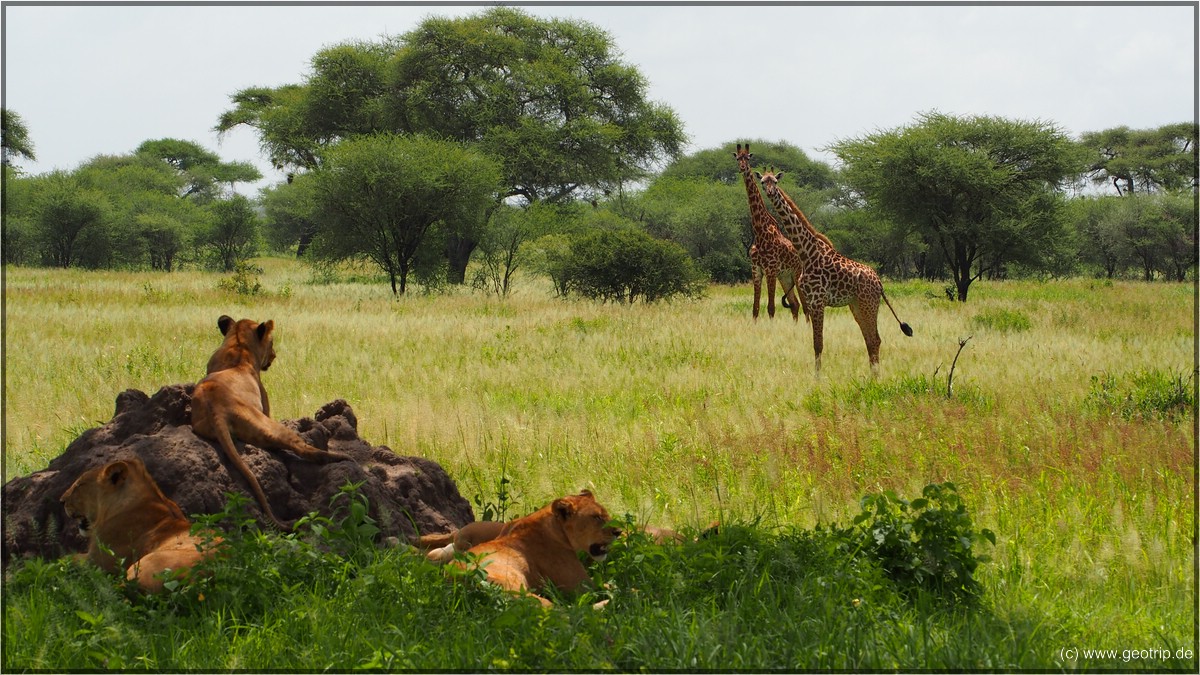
[732,143,804,321]
[757,167,912,376]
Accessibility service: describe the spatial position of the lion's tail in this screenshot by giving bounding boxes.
[211,421,289,531]
[411,531,456,550]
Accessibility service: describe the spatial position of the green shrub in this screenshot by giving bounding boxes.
[1086,369,1195,420]
[216,261,263,295]
[970,308,1031,332]
[556,228,708,304]
[851,482,995,604]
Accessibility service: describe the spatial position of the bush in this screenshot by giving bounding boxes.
[216,261,263,296]
[555,228,708,304]
[1086,369,1195,420]
[970,308,1032,333]
[851,482,995,604]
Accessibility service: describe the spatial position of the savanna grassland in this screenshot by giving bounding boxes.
[2,258,1195,671]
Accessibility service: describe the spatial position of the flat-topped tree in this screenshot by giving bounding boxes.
[216,8,685,280]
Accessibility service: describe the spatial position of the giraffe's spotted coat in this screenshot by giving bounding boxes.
[758,168,911,376]
[733,143,805,322]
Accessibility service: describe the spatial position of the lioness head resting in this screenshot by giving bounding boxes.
[61,457,180,540]
[552,489,621,561]
[214,314,276,372]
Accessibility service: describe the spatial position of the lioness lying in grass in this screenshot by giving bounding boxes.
[60,457,220,592]
[447,490,620,607]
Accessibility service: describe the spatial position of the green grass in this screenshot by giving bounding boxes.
[2,259,1196,670]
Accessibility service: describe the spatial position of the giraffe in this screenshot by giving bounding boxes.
[757,167,912,376]
[732,143,804,322]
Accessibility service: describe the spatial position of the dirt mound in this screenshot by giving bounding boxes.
[2,384,474,566]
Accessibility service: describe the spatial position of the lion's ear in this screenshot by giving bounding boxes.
[103,462,127,487]
[218,315,234,335]
[256,320,274,342]
[552,498,574,519]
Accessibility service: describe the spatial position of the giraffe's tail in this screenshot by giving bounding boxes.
[881,290,913,337]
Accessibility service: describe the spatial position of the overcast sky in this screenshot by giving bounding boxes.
[3,2,1195,193]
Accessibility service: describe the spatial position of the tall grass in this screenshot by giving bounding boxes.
[2,259,1195,670]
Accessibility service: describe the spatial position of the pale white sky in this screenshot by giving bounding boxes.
[3,2,1195,193]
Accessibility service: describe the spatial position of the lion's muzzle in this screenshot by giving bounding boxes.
[588,542,610,560]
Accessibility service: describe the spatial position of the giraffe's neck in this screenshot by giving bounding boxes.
[765,184,830,260]
[737,160,775,241]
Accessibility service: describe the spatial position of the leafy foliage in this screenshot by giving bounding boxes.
[554,228,708,304]
[852,482,995,604]
[622,177,750,283]
[832,111,1086,301]
[216,8,686,283]
[1080,123,1198,195]
[199,195,259,272]
[30,172,110,268]
[215,261,264,296]
[971,308,1032,333]
[309,133,500,294]
[387,8,686,204]
[2,481,1016,671]
[1086,369,1195,421]
[659,139,835,189]
[2,108,36,165]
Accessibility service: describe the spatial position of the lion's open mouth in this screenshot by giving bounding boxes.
[588,543,609,560]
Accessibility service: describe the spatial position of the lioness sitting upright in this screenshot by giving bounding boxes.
[190,315,352,529]
[61,457,221,593]
[452,489,621,607]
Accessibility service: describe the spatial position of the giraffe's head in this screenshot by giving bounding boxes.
[756,167,784,196]
[733,143,754,169]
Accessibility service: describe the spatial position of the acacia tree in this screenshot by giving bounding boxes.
[310,134,500,295]
[136,138,261,201]
[216,7,685,280]
[259,174,319,255]
[1080,123,1198,195]
[832,112,1085,302]
[658,139,835,189]
[202,195,259,272]
[2,109,36,166]
[33,172,110,268]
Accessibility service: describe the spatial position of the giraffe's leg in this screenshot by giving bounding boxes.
[850,298,883,377]
[810,305,826,377]
[752,266,762,321]
[766,273,777,319]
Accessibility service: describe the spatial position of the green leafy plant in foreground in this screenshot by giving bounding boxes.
[852,481,996,604]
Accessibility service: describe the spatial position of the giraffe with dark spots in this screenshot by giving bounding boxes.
[732,143,804,322]
[757,167,912,376]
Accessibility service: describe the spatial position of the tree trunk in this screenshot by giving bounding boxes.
[445,234,477,285]
[296,231,314,258]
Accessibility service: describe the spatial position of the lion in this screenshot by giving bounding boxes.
[450,489,621,607]
[60,457,221,593]
[415,519,709,564]
[415,520,515,564]
[190,315,352,530]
